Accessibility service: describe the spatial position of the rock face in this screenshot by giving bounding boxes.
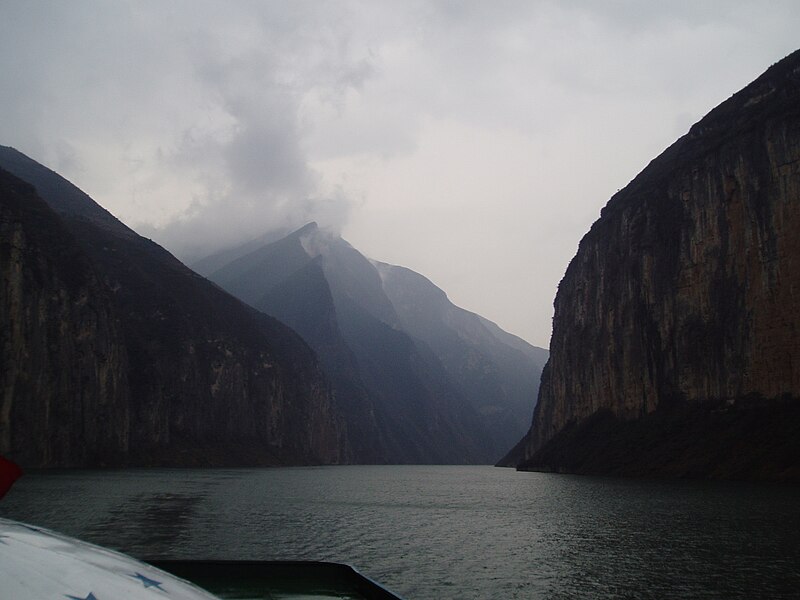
[517,50,800,480]
[0,168,130,467]
[375,262,548,459]
[199,224,548,464]
[0,149,344,468]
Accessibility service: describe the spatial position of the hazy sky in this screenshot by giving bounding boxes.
[1,1,798,347]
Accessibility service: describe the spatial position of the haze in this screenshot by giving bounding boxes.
[1,1,798,347]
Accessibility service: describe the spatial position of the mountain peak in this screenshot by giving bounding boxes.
[293,221,319,236]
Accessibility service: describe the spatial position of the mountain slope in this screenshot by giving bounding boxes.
[202,223,547,463]
[0,147,344,467]
[259,256,385,462]
[515,50,800,480]
[204,224,496,463]
[374,261,547,459]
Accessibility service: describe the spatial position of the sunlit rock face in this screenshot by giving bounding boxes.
[518,50,800,480]
[0,150,344,468]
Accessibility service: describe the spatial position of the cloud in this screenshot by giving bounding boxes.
[1,1,369,259]
[1,0,799,344]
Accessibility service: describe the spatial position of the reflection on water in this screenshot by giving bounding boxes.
[2,466,799,599]
[84,491,203,557]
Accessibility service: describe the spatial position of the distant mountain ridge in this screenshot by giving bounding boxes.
[374,261,548,457]
[199,222,548,464]
[0,147,345,468]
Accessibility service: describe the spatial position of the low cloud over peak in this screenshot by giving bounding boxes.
[2,1,798,345]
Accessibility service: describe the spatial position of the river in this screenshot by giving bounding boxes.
[2,465,798,599]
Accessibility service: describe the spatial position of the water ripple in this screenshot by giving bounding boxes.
[2,466,799,599]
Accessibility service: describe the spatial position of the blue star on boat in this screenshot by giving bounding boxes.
[131,572,165,590]
[1,517,220,599]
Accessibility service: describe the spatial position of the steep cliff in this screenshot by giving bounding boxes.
[518,50,800,480]
[0,168,130,466]
[0,149,345,467]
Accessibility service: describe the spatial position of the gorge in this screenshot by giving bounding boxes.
[0,147,546,467]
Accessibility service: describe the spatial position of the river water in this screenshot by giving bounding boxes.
[2,465,798,599]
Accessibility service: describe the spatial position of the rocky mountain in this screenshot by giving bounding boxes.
[513,50,800,480]
[199,224,548,463]
[0,147,345,468]
[375,261,548,457]
[205,224,386,462]
[0,166,130,467]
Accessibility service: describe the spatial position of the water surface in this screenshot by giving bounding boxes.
[2,466,798,599]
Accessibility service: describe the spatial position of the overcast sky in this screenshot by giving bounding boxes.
[1,1,798,347]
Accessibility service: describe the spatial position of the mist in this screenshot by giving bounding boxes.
[1,1,798,345]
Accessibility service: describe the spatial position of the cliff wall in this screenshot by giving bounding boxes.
[0,151,345,468]
[519,51,800,479]
[0,169,130,466]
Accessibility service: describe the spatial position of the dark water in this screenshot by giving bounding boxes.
[2,466,799,599]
